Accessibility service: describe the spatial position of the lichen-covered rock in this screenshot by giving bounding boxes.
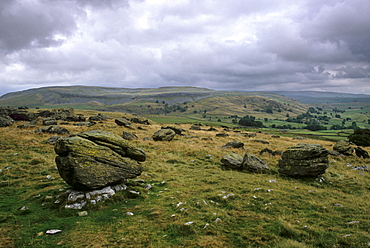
[152,128,176,141]
[333,140,354,156]
[221,153,243,169]
[122,131,139,140]
[278,143,329,177]
[35,125,70,134]
[242,153,270,173]
[222,140,244,149]
[221,153,269,173]
[354,147,370,159]
[115,118,132,128]
[0,116,14,127]
[55,130,146,190]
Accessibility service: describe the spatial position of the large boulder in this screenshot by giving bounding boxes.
[221,153,269,173]
[55,130,146,190]
[152,128,176,141]
[278,143,329,177]
[333,140,354,156]
[242,153,270,173]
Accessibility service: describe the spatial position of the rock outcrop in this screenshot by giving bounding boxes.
[333,140,354,156]
[0,116,14,127]
[152,128,176,141]
[55,130,146,190]
[278,143,329,177]
[221,152,269,173]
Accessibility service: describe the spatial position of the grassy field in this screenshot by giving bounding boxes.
[1,109,370,247]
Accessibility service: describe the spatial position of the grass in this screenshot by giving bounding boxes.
[1,110,370,247]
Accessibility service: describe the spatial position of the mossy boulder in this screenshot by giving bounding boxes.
[152,128,176,141]
[333,140,354,156]
[55,130,146,190]
[278,143,329,177]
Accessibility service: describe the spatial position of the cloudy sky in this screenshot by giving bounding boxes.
[0,0,369,96]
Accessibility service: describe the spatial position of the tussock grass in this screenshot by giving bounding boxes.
[1,110,370,247]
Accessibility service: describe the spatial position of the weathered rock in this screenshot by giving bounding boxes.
[115,118,132,127]
[38,108,75,120]
[46,136,62,145]
[259,148,282,156]
[8,110,36,121]
[354,147,370,159]
[152,128,176,141]
[43,117,58,126]
[221,153,243,169]
[131,117,150,125]
[122,131,139,140]
[222,140,244,149]
[190,125,202,130]
[162,126,185,135]
[216,133,229,137]
[253,139,270,144]
[89,113,111,122]
[333,140,354,156]
[242,153,270,173]
[278,143,329,177]
[55,130,145,190]
[0,116,14,127]
[35,125,70,134]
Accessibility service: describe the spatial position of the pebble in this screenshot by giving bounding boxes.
[45,229,62,235]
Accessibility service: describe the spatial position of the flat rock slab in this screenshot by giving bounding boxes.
[55,130,146,190]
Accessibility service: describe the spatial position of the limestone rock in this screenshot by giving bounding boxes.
[0,116,14,127]
[131,117,150,125]
[354,147,370,159]
[278,143,329,177]
[162,126,186,135]
[333,140,354,156]
[35,125,70,134]
[55,130,145,190]
[222,140,244,149]
[122,131,139,140]
[152,128,176,141]
[115,118,132,128]
[221,153,243,169]
[242,153,270,173]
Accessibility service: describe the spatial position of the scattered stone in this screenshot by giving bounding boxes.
[42,118,57,126]
[78,211,88,216]
[253,139,270,144]
[35,125,70,135]
[190,125,202,130]
[126,212,134,216]
[45,136,62,145]
[221,153,243,169]
[216,133,229,137]
[122,131,139,140]
[162,126,185,135]
[0,116,14,127]
[115,118,132,128]
[89,113,111,122]
[333,140,354,156]
[184,221,194,225]
[354,147,370,159]
[130,117,150,125]
[45,229,62,235]
[152,128,176,141]
[259,148,282,156]
[55,130,145,190]
[242,153,270,173]
[222,140,244,149]
[278,144,329,177]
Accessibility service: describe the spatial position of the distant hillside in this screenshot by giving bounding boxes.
[0,86,309,120]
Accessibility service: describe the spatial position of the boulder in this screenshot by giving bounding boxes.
[162,126,185,135]
[222,140,244,149]
[8,110,36,121]
[0,116,14,127]
[152,128,176,141]
[89,113,111,122]
[35,125,70,135]
[354,147,370,159]
[55,130,146,190]
[122,131,139,140]
[278,143,329,177]
[333,140,354,156]
[221,153,243,169]
[42,117,58,126]
[242,153,270,173]
[131,117,150,125]
[221,153,269,173]
[115,118,132,128]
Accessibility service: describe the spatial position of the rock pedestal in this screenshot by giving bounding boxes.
[55,130,146,190]
[278,143,329,177]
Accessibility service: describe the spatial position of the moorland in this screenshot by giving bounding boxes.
[0,86,370,247]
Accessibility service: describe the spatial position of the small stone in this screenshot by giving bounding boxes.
[126,212,134,216]
[45,229,62,235]
[184,221,193,225]
[347,221,359,224]
[78,211,88,216]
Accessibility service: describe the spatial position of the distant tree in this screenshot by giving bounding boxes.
[349,128,370,146]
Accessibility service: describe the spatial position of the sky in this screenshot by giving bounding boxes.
[0,0,370,96]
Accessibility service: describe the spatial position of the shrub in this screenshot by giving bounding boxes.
[348,128,370,147]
